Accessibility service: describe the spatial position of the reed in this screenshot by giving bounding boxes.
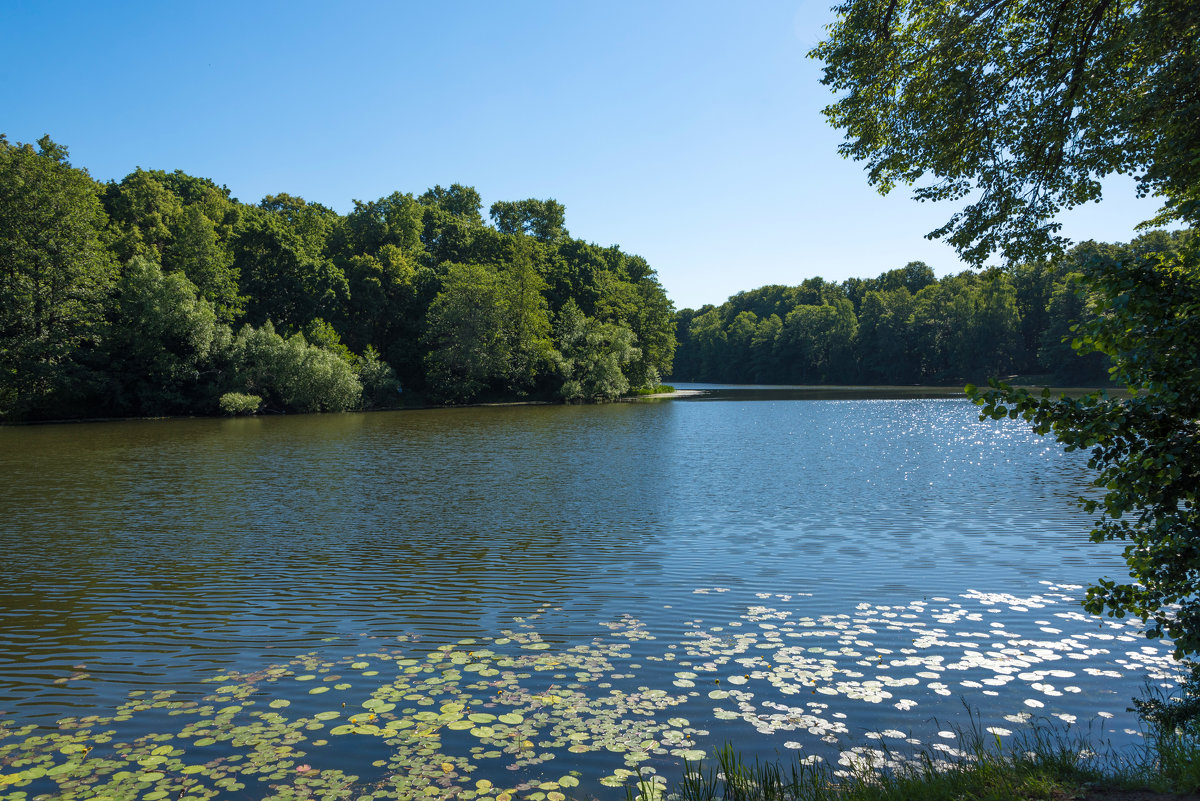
[639,710,1200,801]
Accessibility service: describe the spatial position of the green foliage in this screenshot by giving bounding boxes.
[0,136,678,417]
[1037,272,1106,383]
[968,241,1200,656]
[218,391,261,415]
[104,167,184,263]
[422,263,515,403]
[0,135,116,419]
[629,384,676,396]
[229,322,362,413]
[234,198,348,332]
[1135,661,1200,740]
[302,317,353,360]
[489,198,568,243]
[423,260,555,404]
[357,345,402,409]
[811,0,1200,265]
[418,183,484,222]
[340,191,424,257]
[164,204,242,320]
[104,256,222,416]
[673,266,1048,385]
[554,300,641,402]
[102,168,243,322]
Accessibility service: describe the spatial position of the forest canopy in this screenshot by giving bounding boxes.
[671,231,1193,386]
[3,134,1178,423]
[0,135,676,421]
[810,0,1199,266]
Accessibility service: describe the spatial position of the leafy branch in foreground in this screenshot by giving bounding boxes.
[968,241,1200,657]
[811,0,1200,266]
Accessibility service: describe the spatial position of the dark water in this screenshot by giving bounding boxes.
[0,388,1177,798]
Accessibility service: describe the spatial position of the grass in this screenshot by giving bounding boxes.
[629,384,676,396]
[629,709,1200,801]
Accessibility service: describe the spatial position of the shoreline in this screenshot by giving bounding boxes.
[0,390,703,427]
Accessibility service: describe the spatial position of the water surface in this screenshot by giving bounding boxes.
[0,389,1176,799]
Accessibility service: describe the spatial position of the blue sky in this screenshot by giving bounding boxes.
[1,0,1166,310]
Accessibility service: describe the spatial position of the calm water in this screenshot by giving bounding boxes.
[0,388,1178,799]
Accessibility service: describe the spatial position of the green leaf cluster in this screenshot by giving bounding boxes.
[811,0,1200,266]
[0,139,677,420]
[968,241,1200,656]
[218,392,261,416]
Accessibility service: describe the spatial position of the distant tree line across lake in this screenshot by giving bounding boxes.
[0,136,676,421]
[671,229,1194,386]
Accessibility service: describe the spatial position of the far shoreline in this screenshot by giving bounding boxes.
[1,383,1121,427]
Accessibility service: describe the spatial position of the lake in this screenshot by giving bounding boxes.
[0,386,1181,800]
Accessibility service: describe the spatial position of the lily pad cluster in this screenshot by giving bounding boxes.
[0,583,1186,799]
[680,581,1184,771]
[0,618,706,800]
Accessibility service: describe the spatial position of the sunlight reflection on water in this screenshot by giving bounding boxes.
[0,392,1163,799]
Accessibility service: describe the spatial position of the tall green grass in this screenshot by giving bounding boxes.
[632,710,1200,801]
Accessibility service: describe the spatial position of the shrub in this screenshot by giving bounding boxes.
[219,392,261,416]
[228,322,362,412]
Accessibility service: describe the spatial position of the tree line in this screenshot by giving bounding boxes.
[670,230,1194,386]
[0,135,676,421]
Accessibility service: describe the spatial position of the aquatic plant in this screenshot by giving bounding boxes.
[0,585,1187,800]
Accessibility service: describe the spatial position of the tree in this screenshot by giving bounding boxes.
[971,272,1023,376]
[855,288,915,382]
[104,168,183,263]
[356,345,402,409]
[234,202,348,332]
[554,300,640,402]
[0,136,116,419]
[686,308,728,381]
[780,301,858,382]
[104,257,222,416]
[750,313,784,382]
[489,198,568,243]
[811,0,1200,265]
[228,321,361,413]
[164,205,242,321]
[339,191,424,258]
[418,184,484,222]
[499,242,557,395]
[969,243,1200,656]
[1037,271,1108,383]
[422,261,554,404]
[815,0,1200,657]
[591,264,676,389]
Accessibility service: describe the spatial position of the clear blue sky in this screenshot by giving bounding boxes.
[1,0,1166,310]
